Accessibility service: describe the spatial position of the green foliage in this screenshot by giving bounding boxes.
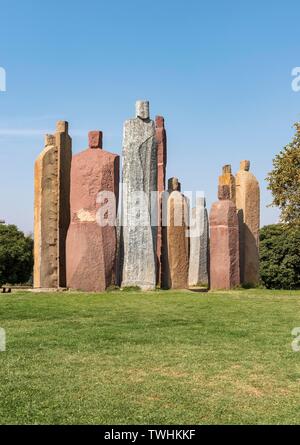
[0,224,33,286]
[260,224,300,289]
[266,123,300,225]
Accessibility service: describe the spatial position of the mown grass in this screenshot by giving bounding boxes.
[0,289,300,424]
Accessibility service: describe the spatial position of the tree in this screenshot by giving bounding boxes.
[266,123,300,225]
[0,224,33,286]
[260,224,300,289]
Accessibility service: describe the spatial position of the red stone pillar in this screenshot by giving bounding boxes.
[155,116,167,286]
[66,131,119,291]
[209,185,240,290]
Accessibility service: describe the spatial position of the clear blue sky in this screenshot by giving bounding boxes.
[1,0,300,233]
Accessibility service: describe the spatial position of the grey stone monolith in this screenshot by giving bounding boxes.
[119,101,157,290]
[188,196,209,287]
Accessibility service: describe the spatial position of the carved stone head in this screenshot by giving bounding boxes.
[222,164,232,174]
[135,100,150,120]
[56,120,69,133]
[155,115,165,128]
[240,160,250,171]
[88,131,103,149]
[168,177,181,192]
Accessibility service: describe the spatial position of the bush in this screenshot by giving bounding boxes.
[0,224,33,286]
[260,224,300,289]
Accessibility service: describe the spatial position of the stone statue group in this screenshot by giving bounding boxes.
[33,101,260,292]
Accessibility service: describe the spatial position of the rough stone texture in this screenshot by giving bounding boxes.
[136,100,150,119]
[209,185,240,290]
[218,164,236,203]
[119,101,157,290]
[66,131,119,292]
[235,160,260,285]
[162,177,189,289]
[34,121,72,288]
[56,121,72,287]
[88,131,103,149]
[168,177,181,192]
[188,197,209,287]
[155,115,167,286]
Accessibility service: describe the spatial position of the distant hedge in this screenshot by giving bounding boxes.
[0,224,33,286]
[260,224,300,289]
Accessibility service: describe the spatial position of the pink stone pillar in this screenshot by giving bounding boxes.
[209,185,240,290]
[66,131,119,291]
[155,116,167,286]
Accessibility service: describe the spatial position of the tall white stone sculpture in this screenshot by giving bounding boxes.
[120,101,157,290]
[188,197,209,287]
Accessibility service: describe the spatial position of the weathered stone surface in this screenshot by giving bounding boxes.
[34,135,57,288]
[155,115,167,286]
[218,164,236,203]
[188,197,209,287]
[66,131,119,292]
[236,160,260,285]
[162,178,189,289]
[119,101,157,290]
[136,100,150,119]
[209,185,240,290]
[34,121,72,288]
[88,130,103,149]
[56,121,72,287]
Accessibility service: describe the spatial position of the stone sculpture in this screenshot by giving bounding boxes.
[188,196,209,287]
[155,115,167,286]
[235,160,260,285]
[120,101,157,290]
[66,131,119,292]
[218,164,236,203]
[209,185,240,290]
[162,177,189,289]
[34,121,72,288]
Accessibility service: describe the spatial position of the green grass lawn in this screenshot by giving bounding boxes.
[1,289,300,424]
